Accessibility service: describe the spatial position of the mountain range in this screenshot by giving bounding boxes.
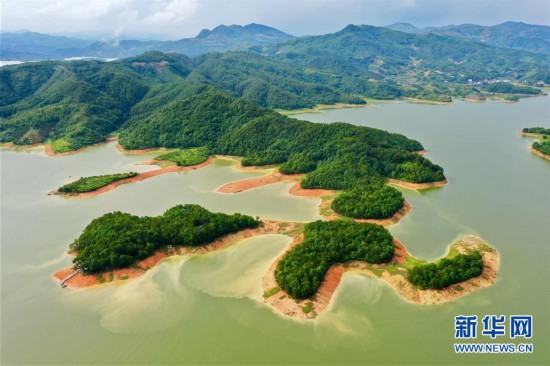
[1,21,549,154]
[1,24,293,61]
[3,21,550,61]
[385,21,550,54]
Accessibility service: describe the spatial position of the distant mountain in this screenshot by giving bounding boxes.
[0,32,93,60]
[1,24,294,61]
[264,24,550,85]
[385,21,550,54]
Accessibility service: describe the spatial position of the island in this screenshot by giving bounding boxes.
[54,204,263,285]
[56,172,138,194]
[262,232,498,319]
[54,204,499,320]
[521,127,550,161]
[50,147,215,198]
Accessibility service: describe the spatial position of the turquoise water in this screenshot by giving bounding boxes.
[1,97,549,365]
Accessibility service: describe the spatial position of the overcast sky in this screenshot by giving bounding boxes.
[2,0,549,40]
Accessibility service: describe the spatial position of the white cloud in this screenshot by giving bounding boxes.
[144,0,199,24]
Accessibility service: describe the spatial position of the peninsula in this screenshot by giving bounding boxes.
[521,127,550,161]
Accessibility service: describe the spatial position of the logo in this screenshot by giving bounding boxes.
[453,315,533,354]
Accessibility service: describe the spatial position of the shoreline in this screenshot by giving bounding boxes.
[530,146,550,161]
[219,176,413,226]
[388,178,447,190]
[520,132,550,161]
[51,156,214,198]
[45,137,118,157]
[53,218,499,320]
[53,220,301,288]
[262,235,499,319]
[216,170,303,193]
[115,142,171,155]
[520,132,548,138]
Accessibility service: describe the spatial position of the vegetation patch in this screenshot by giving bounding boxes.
[58,172,138,193]
[263,287,281,299]
[533,139,550,155]
[332,183,404,219]
[523,127,550,135]
[50,139,72,153]
[484,82,541,95]
[70,204,260,273]
[275,220,394,299]
[302,301,314,314]
[155,146,210,166]
[407,252,484,289]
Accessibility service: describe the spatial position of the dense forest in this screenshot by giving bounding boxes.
[484,82,542,94]
[116,89,445,185]
[275,221,395,299]
[533,139,550,155]
[407,252,484,289]
[58,172,137,193]
[71,204,260,273]
[523,127,550,135]
[155,147,209,166]
[331,183,405,219]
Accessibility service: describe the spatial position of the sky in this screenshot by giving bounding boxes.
[2,0,549,40]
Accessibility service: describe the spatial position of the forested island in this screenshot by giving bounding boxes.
[275,221,395,299]
[57,172,138,194]
[70,204,260,273]
[263,232,499,319]
[331,183,405,219]
[407,252,483,289]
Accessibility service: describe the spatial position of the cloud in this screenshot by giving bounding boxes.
[144,0,199,24]
[2,0,199,37]
[1,0,548,39]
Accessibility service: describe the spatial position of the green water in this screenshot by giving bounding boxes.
[1,97,549,365]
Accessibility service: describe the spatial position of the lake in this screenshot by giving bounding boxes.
[1,97,549,365]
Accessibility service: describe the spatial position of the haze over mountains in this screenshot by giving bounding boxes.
[2,21,549,61]
[385,21,550,54]
[1,24,293,61]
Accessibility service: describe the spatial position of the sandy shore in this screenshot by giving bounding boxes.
[115,143,171,155]
[53,220,300,288]
[287,181,334,198]
[388,178,447,190]
[262,235,499,319]
[520,132,547,138]
[217,170,303,193]
[52,156,214,198]
[530,146,550,161]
